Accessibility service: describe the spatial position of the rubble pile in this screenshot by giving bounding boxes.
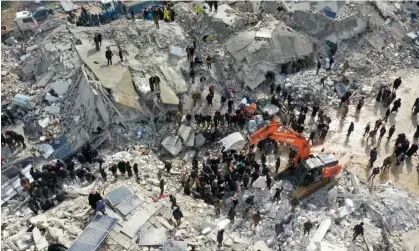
[1,0,419,250]
[2,150,419,251]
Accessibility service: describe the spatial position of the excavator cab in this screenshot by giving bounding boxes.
[292,154,342,199]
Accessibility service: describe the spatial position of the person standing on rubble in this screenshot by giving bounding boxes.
[342,60,349,74]
[391,98,402,113]
[381,156,392,171]
[347,122,354,137]
[316,59,321,75]
[378,126,386,140]
[169,194,177,209]
[217,229,224,247]
[94,34,100,51]
[152,8,160,29]
[392,77,402,91]
[133,163,139,180]
[206,55,212,69]
[159,178,165,196]
[368,167,380,183]
[206,93,214,107]
[275,157,281,173]
[272,186,283,203]
[383,108,391,122]
[352,222,364,241]
[149,76,155,92]
[164,160,172,173]
[126,162,133,178]
[110,163,117,178]
[303,220,314,236]
[387,125,395,140]
[252,211,262,229]
[105,47,113,66]
[369,148,378,168]
[173,206,184,227]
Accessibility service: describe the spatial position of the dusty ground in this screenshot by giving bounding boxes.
[321,68,419,195]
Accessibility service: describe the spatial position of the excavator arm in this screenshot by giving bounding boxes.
[250,122,311,166]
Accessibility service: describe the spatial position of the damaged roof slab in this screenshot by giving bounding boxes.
[75,40,141,110]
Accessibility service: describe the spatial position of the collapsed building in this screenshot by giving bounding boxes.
[1,1,419,251]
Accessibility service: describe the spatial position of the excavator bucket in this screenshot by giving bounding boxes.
[249,121,281,146]
[294,178,331,200]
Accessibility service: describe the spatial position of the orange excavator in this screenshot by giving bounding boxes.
[249,120,342,199]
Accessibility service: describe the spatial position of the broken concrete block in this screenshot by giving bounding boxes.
[13,94,35,110]
[29,214,48,227]
[217,219,231,230]
[44,42,57,52]
[307,218,331,251]
[5,37,18,46]
[201,227,211,235]
[51,79,71,95]
[170,46,182,58]
[38,117,51,128]
[26,44,39,52]
[178,125,193,142]
[45,93,59,103]
[219,132,246,152]
[32,227,49,250]
[45,105,60,114]
[160,82,179,105]
[161,136,183,156]
[350,172,360,194]
[194,133,206,147]
[185,133,194,147]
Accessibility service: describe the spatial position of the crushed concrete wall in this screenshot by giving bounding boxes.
[292,10,368,41]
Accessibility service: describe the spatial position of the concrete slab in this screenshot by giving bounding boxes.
[160,81,179,105]
[219,132,246,152]
[138,228,168,246]
[161,136,183,156]
[51,79,71,95]
[156,216,174,230]
[368,33,386,52]
[178,125,193,142]
[225,31,256,62]
[75,41,141,110]
[159,66,188,94]
[115,194,145,216]
[307,218,332,251]
[143,201,164,215]
[120,209,152,238]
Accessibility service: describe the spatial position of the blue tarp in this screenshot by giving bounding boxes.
[49,135,68,150]
[319,6,337,19]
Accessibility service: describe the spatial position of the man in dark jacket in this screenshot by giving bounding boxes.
[217,229,224,247]
[352,222,364,241]
[88,190,103,210]
[172,206,183,226]
[160,179,165,196]
[105,47,113,65]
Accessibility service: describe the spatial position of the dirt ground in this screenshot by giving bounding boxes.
[319,68,419,195]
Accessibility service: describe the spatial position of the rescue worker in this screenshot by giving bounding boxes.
[217,229,224,247]
[406,144,418,158]
[172,206,184,227]
[384,108,391,122]
[94,34,100,51]
[164,160,172,173]
[272,186,283,203]
[110,163,117,178]
[252,211,262,228]
[388,125,395,139]
[275,157,281,173]
[303,220,313,236]
[133,163,139,179]
[342,60,349,74]
[169,194,177,209]
[159,179,165,196]
[126,162,133,178]
[347,122,354,137]
[316,59,321,75]
[363,123,371,137]
[379,126,386,140]
[369,148,378,168]
[356,97,365,111]
[153,9,159,29]
[206,55,212,69]
[368,167,380,182]
[105,47,113,66]
[392,77,402,91]
[391,98,402,113]
[88,190,103,210]
[381,156,392,171]
[352,222,364,241]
